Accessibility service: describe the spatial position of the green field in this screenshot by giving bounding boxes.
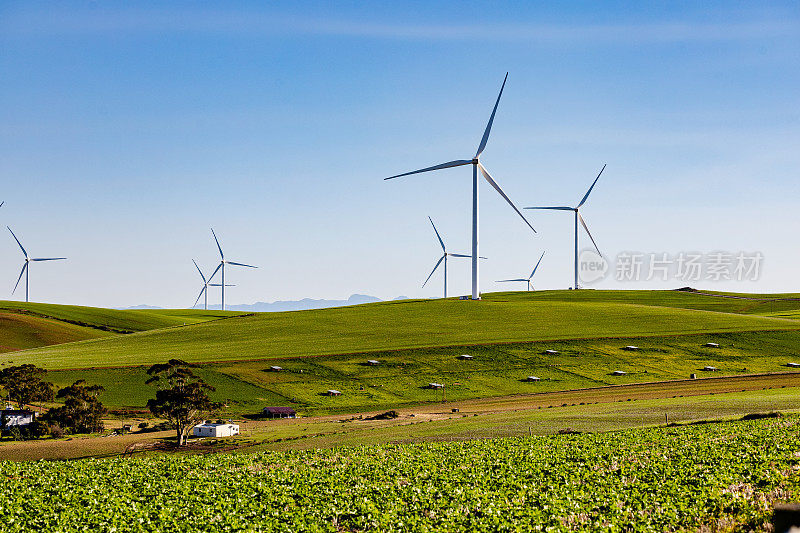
[8,291,800,370]
[0,290,797,417]
[0,300,248,353]
[43,329,800,416]
[1,415,797,531]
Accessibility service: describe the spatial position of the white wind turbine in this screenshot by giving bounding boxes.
[191,259,234,310]
[496,251,545,291]
[525,165,606,289]
[7,226,66,303]
[210,228,257,311]
[385,73,536,300]
[422,216,475,299]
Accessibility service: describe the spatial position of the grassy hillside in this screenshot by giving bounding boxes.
[0,311,113,352]
[46,329,800,415]
[0,301,245,333]
[10,291,800,370]
[0,300,248,353]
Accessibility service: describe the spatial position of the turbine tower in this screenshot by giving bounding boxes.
[422,217,473,299]
[192,259,234,310]
[7,226,66,303]
[211,228,256,311]
[385,73,536,300]
[496,251,545,291]
[525,165,606,289]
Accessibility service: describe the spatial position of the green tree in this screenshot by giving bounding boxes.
[0,364,54,409]
[145,359,220,446]
[45,380,107,434]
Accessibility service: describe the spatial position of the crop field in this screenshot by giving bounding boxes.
[8,290,800,370]
[43,329,800,415]
[0,416,797,531]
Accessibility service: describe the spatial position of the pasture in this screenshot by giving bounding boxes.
[6,290,800,370]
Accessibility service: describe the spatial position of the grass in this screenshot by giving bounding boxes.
[0,300,248,353]
[8,290,800,370]
[0,300,246,334]
[246,386,800,452]
[38,329,800,416]
[2,377,798,461]
[0,311,113,352]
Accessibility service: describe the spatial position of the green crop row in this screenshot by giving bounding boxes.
[1,416,798,531]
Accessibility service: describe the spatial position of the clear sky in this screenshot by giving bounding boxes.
[1,1,798,307]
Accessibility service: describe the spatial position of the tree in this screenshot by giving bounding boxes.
[0,364,54,409]
[145,359,220,446]
[45,380,107,434]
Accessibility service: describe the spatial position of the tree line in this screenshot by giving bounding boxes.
[0,360,219,446]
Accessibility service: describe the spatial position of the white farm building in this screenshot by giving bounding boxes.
[192,422,240,438]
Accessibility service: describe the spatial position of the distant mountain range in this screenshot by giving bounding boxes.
[124,294,409,312]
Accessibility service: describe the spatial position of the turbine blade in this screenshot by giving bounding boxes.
[497,278,528,282]
[209,283,236,287]
[529,251,546,280]
[475,72,508,158]
[579,214,601,255]
[12,263,27,294]
[193,286,206,308]
[577,164,606,208]
[448,253,472,258]
[0,201,4,208]
[385,159,472,180]
[428,216,446,252]
[478,163,536,233]
[524,206,574,211]
[207,263,222,282]
[31,257,66,261]
[422,255,445,288]
[7,227,27,258]
[192,259,207,283]
[211,228,224,259]
[226,261,257,268]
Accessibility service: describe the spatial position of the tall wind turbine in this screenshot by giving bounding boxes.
[7,227,66,303]
[191,259,234,310]
[496,251,545,291]
[422,217,473,299]
[210,228,257,311]
[385,73,536,300]
[525,165,606,289]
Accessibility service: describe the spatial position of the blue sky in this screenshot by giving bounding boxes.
[1,1,798,307]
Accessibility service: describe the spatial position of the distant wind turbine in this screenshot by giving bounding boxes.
[385,73,536,300]
[496,251,545,291]
[7,226,66,303]
[422,217,476,299]
[191,259,234,310]
[525,165,606,289]
[210,228,257,311]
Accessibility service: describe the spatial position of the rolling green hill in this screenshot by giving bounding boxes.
[8,291,800,370]
[4,290,800,416]
[0,301,247,353]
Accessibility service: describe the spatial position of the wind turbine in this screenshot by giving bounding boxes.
[191,260,235,310]
[422,217,475,299]
[496,251,545,291]
[7,227,66,303]
[525,165,606,289]
[210,228,257,311]
[385,73,536,300]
